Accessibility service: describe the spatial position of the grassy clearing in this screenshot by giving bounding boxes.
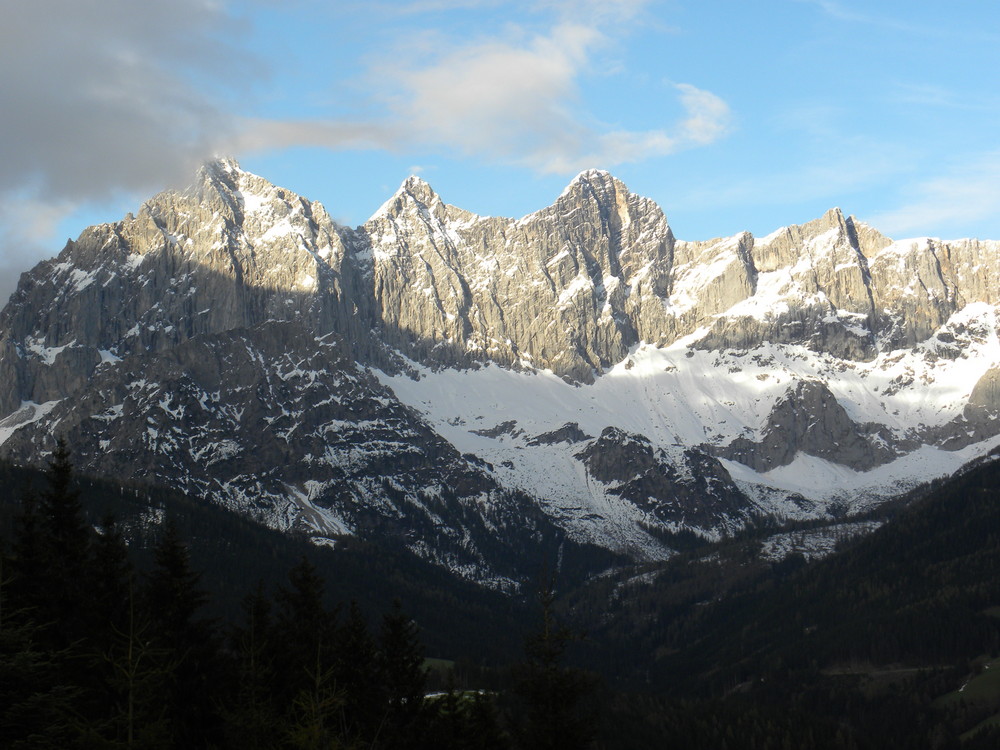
[934,658,1000,709]
[424,657,456,674]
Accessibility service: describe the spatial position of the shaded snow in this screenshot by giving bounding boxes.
[0,401,62,446]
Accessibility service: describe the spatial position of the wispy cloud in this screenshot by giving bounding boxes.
[0,0,262,301]
[0,0,253,203]
[889,83,1000,113]
[867,153,1000,239]
[796,0,1000,42]
[239,12,731,174]
[663,139,912,235]
[358,0,504,14]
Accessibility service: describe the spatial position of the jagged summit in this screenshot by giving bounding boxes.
[201,154,243,177]
[367,174,447,223]
[556,168,630,205]
[4,160,1000,583]
[565,167,616,187]
[394,174,439,204]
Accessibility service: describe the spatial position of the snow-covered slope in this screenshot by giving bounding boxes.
[2,158,1000,583]
[378,307,1000,540]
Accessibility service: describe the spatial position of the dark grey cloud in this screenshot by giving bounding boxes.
[0,0,255,202]
[0,0,263,304]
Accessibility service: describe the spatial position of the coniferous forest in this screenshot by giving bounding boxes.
[0,442,595,749]
[3,442,1000,748]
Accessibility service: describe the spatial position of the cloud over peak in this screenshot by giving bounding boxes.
[240,12,731,175]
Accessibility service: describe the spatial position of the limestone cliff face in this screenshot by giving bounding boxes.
[692,210,882,360]
[0,159,366,414]
[355,179,890,378]
[4,158,1000,566]
[354,176,1000,380]
[7,160,998,412]
[357,170,672,382]
[867,238,1000,349]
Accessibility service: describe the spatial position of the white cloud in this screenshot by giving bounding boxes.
[675,84,732,146]
[0,0,263,293]
[389,22,602,168]
[796,0,1000,42]
[0,197,80,306]
[867,153,1000,239]
[0,0,731,293]
[239,17,731,175]
[0,0,251,203]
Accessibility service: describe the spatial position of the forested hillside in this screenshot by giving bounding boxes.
[0,443,603,748]
[573,451,1000,748]
[4,443,1000,748]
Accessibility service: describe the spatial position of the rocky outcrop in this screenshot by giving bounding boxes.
[0,319,571,583]
[527,422,592,446]
[576,427,754,531]
[968,366,1000,412]
[0,158,371,414]
[5,157,1000,573]
[927,366,1000,451]
[692,210,881,360]
[357,170,671,381]
[715,380,900,472]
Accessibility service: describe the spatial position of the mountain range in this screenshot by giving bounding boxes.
[2,158,999,584]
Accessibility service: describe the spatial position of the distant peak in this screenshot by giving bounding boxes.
[398,175,439,201]
[193,156,247,198]
[402,174,431,189]
[366,175,441,222]
[394,174,440,206]
[573,168,613,182]
[557,168,629,204]
[564,169,618,192]
[202,155,243,177]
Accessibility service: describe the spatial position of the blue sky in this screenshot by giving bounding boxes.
[2,0,999,303]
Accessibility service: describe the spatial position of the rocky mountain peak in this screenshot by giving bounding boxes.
[199,155,243,181]
[398,174,440,206]
[5,160,1000,581]
[554,168,645,220]
[191,156,245,206]
[562,168,617,193]
[368,174,447,224]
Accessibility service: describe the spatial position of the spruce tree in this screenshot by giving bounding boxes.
[144,518,221,749]
[39,439,90,570]
[225,582,281,750]
[89,514,133,652]
[8,488,44,614]
[35,439,92,650]
[509,579,598,750]
[0,616,83,748]
[335,600,381,743]
[378,599,428,748]
[273,556,338,716]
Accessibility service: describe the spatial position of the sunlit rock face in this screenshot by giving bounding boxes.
[3,157,1000,582]
[0,159,369,414]
[356,169,674,382]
